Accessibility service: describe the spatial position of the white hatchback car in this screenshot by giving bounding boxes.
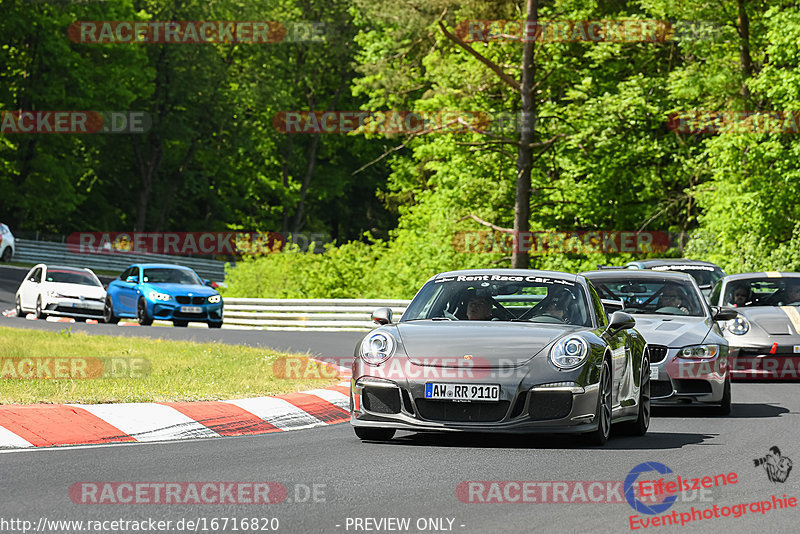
[15,264,106,320]
[0,223,14,262]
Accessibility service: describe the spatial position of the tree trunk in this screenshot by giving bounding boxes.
[512,0,538,269]
[737,0,753,104]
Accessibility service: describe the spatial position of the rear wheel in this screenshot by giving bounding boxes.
[103,296,119,324]
[619,353,650,436]
[354,427,396,441]
[137,298,153,326]
[173,320,188,327]
[35,296,45,319]
[715,379,731,415]
[583,358,612,446]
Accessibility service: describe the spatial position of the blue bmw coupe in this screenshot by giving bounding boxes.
[104,263,223,327]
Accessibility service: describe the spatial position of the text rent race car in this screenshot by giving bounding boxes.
[350,269,649,445]
[710,272,800,380]
[104,263,223,327]
[583,270,736,414]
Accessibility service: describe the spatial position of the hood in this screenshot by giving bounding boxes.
[737,306,800,335]
[395,321,579,368]
[43,281,105,299]
[625,315,712,347]
[144,283,217,296]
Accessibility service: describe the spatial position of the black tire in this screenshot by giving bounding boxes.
[715,379,731,415]
[137,298,153,326]
[35,296,45,319]
[583,358,612,446]
[619,353,650,436]
[1,246,11,262]
[354,427,396,441]
[15,295,23,317]
[103,296,119,324]
[173,320,188,327]
[208,321,222,329]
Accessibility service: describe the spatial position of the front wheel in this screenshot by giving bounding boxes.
[137,298,153,326]
[15,295,23,317]
[208,321,222,329]
[35,296,45,319]
[619,354,650,436]
[173,319,188,327]
[103,296,119,324]
[583,358,612,446]
[1,246,11,262]
[715,379,731,415]
[354,427,396,441]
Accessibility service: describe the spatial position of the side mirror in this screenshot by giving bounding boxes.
[604,311,635,335]
[371,307,393,325]
[125,275,138,283]
[711,306,738,321]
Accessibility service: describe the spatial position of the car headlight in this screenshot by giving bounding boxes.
[549,337,589,370]
[208,294,221,304]
[678,344,719,359]
[726,316,749,335]
[148,291,171,301]
[360,332,395,366]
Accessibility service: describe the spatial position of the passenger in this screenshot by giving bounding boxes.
[728,283,751,307]
[466,296,493,321]
[784,281,800,305]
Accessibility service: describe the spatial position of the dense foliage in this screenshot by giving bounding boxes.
[2,1,799,298]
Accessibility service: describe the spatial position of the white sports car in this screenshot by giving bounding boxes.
[15,264,106,320]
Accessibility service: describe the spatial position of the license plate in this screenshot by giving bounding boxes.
[180,306,202,313]
[650,366,659,380]
[425,383,500,401]
[794,345,800,354]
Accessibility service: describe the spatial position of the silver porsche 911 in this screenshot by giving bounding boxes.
[350,269,649,445]
[710,272,800,380]
[583,270,736,414]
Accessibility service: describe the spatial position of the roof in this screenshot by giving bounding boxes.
[128,263,197,270]
[626,258,724,270]
[581,269,694,282]
[722,272,800,282]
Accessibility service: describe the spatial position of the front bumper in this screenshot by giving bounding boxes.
[350,373,603,434]
[148,301,223,323]
[44,297,104,319]
[649,348,727,405]
[728,346,800,380]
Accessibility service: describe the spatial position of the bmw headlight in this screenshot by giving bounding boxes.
[678,344,719,359]
[549,337,589,370]
[360,332,395,366]
[208,294,221,304]
[148,291,171,302]
[726,316,749,335]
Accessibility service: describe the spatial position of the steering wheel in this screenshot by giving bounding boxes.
[531,313,568,324]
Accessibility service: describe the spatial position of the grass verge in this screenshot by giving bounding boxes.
[0,326,342,404]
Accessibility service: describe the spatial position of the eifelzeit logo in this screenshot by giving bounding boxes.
[754,446,793,483]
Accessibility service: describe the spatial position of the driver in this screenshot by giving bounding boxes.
[466,295,493,321]
[536,287,571,322]
[660,284,689,313]
[728,282,751,307]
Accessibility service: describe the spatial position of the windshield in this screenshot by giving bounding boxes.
[142,268,202,285]
[400,274,592,326]
[45,269,101,286]
[648,265,724,288]
[723,277,800,307]
[590,277,706,317]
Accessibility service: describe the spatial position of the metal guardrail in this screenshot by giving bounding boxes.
[14,239,229,281]
[222,298,411,331]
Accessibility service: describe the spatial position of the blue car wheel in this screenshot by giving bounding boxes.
[137,298,153,326]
